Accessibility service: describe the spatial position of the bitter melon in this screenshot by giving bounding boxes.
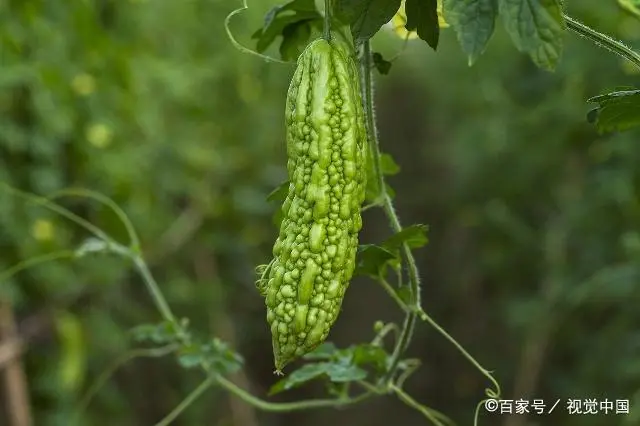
[258,37,368,372]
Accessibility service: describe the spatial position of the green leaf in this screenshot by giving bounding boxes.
[397,286,413,305]
[443,0,498,65]
[335,0,403,42]
[303,342,339,360]
[268,361,367,395]
[324,362,368,382]
[267,181,289,202]
[372,52,392,75]
[365,152,400,201]
[619,0,640,18]
[498,0,565,71]
[280,20,313,61]
[405,0,439,50]
[253,0,320,54]
[351,344,389,372]
[256,12,320,53]
[382,224,429,250]
[355,244,397,276]
[130,322,177,344]
[380,153,400,175]
[385,182,396,199]
[177,344,203,369]
[178,338,243,373]
[587,89,640,133]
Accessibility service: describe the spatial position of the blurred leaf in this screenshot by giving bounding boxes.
[499,0,565,71]
[74,238,109,258]
[385,182,396,199]
[335,0,403,41]
[382,224,429,250]
[444,0,498,65]
[366,152,400,201]
[178,338,243,373]
[130,322,178,345]
[355,244,397,276]
[380,153,400,175]
[267,181,290,202]
[372,52,392,75]
[254,1,321,54]
[397,286,413,304]
[55,311,86,393]
[587,89,640,132]
[405,0,440,50]
[619,0,640,18]
[280,20,313,61]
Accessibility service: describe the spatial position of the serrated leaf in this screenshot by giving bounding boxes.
[382,224,429,251]
[499,0,565,71]
[355,244,398,276]
[267,181,290,202]
[443,0,498,65]
[587,89,640,133]
[280,20,313,61]
[336,0,403,41]
[372,52,392,75]
[405,0,439,49]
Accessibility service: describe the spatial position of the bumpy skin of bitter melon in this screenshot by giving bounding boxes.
[264,37,368,372]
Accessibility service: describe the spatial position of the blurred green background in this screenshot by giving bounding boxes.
[1,0,640,425]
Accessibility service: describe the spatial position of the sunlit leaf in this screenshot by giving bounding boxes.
[587,89,640,132]
[499,0,565,71]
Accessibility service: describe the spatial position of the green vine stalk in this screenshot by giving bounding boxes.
[564,14,640,70]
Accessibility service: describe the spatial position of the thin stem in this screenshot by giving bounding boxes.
[132,255,180,328]
[392,385,450,426]
[73,345,178,425]
[376,275,410,313]
[323,0,332,41]
[155,375,216,426]
[216,375,373,411]
[420,310,501,399]
[360,41,421,381]
[0,250,76,285]
[565,14,640,70]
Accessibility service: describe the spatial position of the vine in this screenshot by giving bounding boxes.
[2,0,640,425]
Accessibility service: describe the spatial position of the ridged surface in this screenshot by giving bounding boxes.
[262,38,367,371]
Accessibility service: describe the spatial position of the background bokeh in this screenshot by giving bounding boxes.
[1,0,640,425]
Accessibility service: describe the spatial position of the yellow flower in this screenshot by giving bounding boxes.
[389,0,448,40]
[71,73,95,96]
[86,123,112,148]
[32,219,54,241]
